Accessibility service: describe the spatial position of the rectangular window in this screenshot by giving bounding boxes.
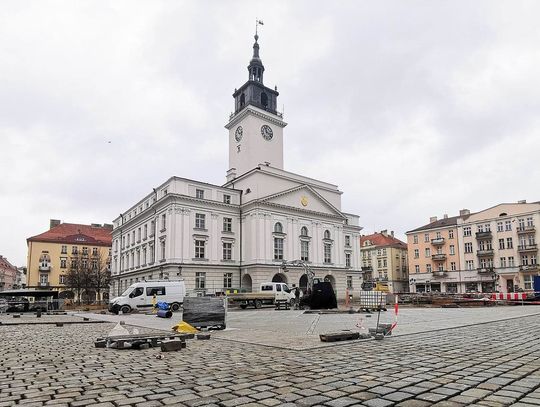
[61,245,67,254]
[160,240,166,261]
[324,243,332,264]
[450,262,456,271]
[223,273,232,289]
[436,231,441,239]
[223,217,232,232]
[223,242,232,260]
[477,224,484,233]
[414,249,419,259]
[508,256,515,267]
[150,220,155,236]
[60,275,65,285]
[345,252,351,268]
[505,220,512,231]
[450,245,455,255]
[497,221,503,232]
[274,238,284,260]
[449,230,454,239]
[415,265,420,273]
[463,227,471,237]
[92,259,98,270]
[137,228,141,242]
[465,242,473,253]
[146,286,166,296]
[195,272,206,289]
[499,239,505,250]
[149,245,155,263]
[527,217,534,227]
[301,241,309,261]
[60,258,67,268]
[524,275,533,290]
[143,248,147,265]
[466,260,474,270]
[425,248,431,257]
[345,235,351,246]
[72,246,78,255]
[223,194,231,204]
[40,274,48,284]
[195,240,205,259]
[144,224,148,239]
[161,214,166,231]
[196,189,204,199]
[531,255,537,265]
[426,264,432,273]
[500,257,506,267]
[346,276,353,289]
[413,235,418,244]
[507,237,513,249]
[518,218,525,229]
[82,259,88,269]
[82,247,88,255]
[195,213,206,229]
[424,233,429,242]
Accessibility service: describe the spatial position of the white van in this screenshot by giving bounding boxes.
[109,281,186,314]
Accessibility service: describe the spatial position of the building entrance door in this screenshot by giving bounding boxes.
[506,279,514,292]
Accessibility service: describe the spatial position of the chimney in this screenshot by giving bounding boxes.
[390,231,394,237]
[50,219,61,229]
[381,229,388,236]
[459,209,470,217]
[429,216,437,223]
[443,214,448,219]
[226,168,237,182]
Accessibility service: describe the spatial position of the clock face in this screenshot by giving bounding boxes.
[234,126,243,142]
[261,125,273,141]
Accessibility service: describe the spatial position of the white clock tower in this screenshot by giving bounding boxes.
[225,33,287,181]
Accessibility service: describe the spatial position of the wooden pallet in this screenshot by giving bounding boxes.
[95,333,194,349]
[319,331,361,342]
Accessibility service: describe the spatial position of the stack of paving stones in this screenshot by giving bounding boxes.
[0,315,539,406]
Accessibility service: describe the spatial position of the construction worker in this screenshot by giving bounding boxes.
[294,287,300,309]
[151,293,157,313]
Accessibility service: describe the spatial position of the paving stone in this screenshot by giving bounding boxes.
[324,397,360,407]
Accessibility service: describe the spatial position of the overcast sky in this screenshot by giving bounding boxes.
[2,1,540,266]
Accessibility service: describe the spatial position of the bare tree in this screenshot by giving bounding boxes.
[91,250,111,304]
[65,251,91,305]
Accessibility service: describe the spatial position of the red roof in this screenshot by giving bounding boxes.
[27,223,112,246]
[0,255,17,271]
[361,233,407,249]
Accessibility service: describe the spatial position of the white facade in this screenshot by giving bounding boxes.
[110,34,363,300]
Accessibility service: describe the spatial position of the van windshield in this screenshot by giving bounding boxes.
[121,287,134,297]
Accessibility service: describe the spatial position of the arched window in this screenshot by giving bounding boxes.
[324,230,331,239]
[300,226,308,237]
[274,222,283,233]
[240,93,245,107]
[261,92,268,107]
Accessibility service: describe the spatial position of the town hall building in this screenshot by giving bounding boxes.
[110,33,363,300]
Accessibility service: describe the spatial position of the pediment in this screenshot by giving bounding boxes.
[258,185,345,218]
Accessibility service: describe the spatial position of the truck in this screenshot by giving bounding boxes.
[228,282,296,309]
[109,280,186,314]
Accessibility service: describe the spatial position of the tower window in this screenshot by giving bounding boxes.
[240,93,245,107]
[261,92,268,107]
[274,222,283,233]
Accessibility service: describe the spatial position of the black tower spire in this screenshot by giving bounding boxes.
[232,32,279,115]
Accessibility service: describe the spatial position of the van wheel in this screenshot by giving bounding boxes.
[302,304,311,310]
[240,304,247,309]
[170,302,181,312]
[254,300,262,309]
[289,298,295,306]
[119,305,131,314]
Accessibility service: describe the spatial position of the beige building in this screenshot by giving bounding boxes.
[406,201,539,293]
[360,230,408,293]
[26,220,112,299]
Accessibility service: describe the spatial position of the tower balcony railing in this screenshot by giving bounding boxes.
[431,238,445,246]
[476,249,494,257]
[475,231,492,239]
[517,225,535,234]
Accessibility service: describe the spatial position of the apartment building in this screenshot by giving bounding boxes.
[360,230,409,293]
[0,255,18,290]
[406,215,461,293]
[26,220,112,299]
[406,201,540,293]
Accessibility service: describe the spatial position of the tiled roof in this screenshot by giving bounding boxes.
[360,233,407,249]
[27,223,112,246]
[0,256,17,271]
[406,215,460,234]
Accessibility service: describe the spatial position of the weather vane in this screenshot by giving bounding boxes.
[255,18,264,36]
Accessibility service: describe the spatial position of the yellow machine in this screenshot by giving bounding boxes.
[374,282,389,292]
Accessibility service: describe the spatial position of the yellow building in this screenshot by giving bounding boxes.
[26,219,112,300]
[360,230,409,293]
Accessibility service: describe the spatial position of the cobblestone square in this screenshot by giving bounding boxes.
[1,308,539,406]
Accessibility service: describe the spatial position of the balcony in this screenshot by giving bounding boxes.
[477,267,494,274]
[431,253,447,261]
[476,249,494,257]
[431,238,445,246]
[517,225,535,234]
[38,263,51,272]
[518,244,538,253]
[475,231,492,239]
[432,270,447,278]
[39,282,50,287]
[520,264,539,272]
